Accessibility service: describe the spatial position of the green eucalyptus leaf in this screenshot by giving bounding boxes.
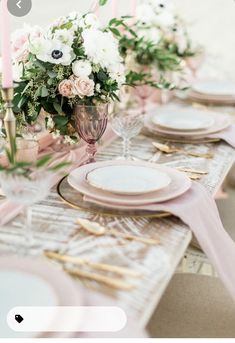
[99,0,108,6]
[53,102,63,114]
[53,115,69,128]
[36,154,52,168]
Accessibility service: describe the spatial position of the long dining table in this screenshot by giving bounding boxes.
[1,100,235,328]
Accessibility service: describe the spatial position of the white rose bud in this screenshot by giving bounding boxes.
[72,60,92,78]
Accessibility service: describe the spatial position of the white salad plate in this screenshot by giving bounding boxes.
[147,111,230,138]
[152,109,215,131]
[86,165,171,195]
[192,81,235,96]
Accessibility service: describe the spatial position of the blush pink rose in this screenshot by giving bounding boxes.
[73,77,95,98]
[11,26,42,63]
[58,79,74,98]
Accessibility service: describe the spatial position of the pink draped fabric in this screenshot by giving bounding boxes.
[85,182,235,303]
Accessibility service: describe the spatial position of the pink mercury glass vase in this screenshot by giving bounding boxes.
[74,104,108,164]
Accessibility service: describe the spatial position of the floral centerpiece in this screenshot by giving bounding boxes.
[0,11,125,142]
[108,0,202,91]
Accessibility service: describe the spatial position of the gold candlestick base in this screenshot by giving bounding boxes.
[1,88,16,159]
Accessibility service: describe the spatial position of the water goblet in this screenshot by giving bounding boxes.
[74,104,108,164]
[0,170,52,254]
[111,109,144,160]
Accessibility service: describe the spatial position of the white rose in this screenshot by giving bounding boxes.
[82,29,122,71]
[29,36,51,57]
[53,29,74,45]
[13,62,24,82]
[72,60,92,78]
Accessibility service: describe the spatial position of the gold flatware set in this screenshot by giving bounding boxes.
[44,250,141,290]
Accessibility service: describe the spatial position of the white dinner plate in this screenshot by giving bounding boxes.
[152,109,215,131]
[0,257,83,338]
[68,160,191,206]
[86,165,171,195]
[192,81,235,96]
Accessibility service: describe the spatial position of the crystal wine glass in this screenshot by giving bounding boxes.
[0,170,52,253]
[111,109,144,160]
[74,104,108,164]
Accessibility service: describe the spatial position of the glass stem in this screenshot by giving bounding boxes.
[123,138,131,160]
[24,206,34,248]
[86,143,97,163]
[142,98,146,115]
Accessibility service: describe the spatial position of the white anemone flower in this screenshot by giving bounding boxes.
[35,39,75,66]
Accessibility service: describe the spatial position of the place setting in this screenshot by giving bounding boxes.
[57,159,192,219]
[175,80,235,106]
[144,105,235,147]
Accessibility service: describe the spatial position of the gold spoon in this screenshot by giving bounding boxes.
[77,218,160,246]
[152,142,214,159]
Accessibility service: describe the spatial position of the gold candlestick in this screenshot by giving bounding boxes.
[1,87,16,159]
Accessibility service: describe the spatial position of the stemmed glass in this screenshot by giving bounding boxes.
[111,109,144,160]
[74,104,108,164]
[0,170,52,253]
[134,85,155,115]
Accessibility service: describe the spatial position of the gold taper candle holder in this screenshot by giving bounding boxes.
[1,87,16,159]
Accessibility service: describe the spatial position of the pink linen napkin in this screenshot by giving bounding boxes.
[208,124,235,148]
[0,127,116,226]
[85,182,235,303]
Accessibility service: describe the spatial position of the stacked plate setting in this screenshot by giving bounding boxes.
[145,106,231,140]
[188,80,235,105]
[68,160,192,212]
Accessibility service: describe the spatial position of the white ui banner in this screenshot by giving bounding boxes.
[7,306,127,333]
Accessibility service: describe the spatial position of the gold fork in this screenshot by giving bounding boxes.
[152,142,214,159]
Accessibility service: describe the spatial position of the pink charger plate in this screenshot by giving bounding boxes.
[146,112,231,138]
[0,256,83,338]
[68,160,191,207]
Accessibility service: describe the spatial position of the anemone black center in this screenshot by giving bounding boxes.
[52,50,63,59]
[159,4,165,8]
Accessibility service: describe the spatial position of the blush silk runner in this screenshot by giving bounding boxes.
[85,182,235,303]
